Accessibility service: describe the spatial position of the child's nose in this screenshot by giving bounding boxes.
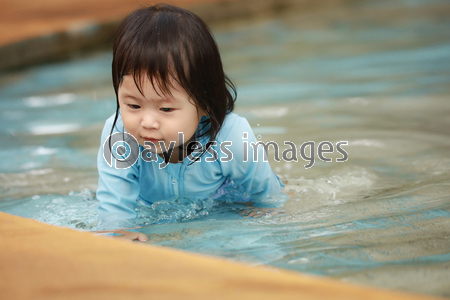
[141,113,159,129]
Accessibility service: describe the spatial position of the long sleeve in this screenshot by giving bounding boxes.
[218,115,285,207]
[96,114,140,226]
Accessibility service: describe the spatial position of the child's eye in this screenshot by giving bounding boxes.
[128,104,141,109]
[160,108,173,112]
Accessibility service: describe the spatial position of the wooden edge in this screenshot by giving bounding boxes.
[0,211,444,300]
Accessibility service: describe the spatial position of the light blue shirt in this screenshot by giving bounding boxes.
[96,112,285,224]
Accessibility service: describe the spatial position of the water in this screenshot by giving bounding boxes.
[1,0,450,297]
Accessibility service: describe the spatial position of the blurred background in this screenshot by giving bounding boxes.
[0,0,353,70]
[0,0,449,297]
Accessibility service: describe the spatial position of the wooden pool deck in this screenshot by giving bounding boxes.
[0,212,445,300]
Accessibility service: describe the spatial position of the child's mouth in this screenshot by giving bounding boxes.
[142,137,163,145]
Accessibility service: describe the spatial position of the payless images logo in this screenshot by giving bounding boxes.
[103,132,348,169]
[103,132,140,169]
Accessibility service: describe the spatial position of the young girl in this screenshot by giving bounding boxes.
[96,4,285,241]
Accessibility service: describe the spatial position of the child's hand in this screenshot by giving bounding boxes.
[93,227,148,242]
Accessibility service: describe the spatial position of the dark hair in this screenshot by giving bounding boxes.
[110,3,236,151]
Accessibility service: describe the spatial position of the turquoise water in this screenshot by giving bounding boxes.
[1,0,450,297]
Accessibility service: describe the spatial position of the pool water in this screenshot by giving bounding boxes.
[1,0,449,297]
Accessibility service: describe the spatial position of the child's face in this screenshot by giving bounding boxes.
[118,74,205,161]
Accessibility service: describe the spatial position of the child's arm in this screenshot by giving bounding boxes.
[219,115,286,207]
[96,114,141,227]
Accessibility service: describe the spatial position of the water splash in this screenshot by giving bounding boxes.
[133,196,218,226]
[1,180,288,231]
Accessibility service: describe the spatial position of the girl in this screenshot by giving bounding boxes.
[96,3,285,241]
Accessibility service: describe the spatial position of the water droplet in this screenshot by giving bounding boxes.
[258,135,262,139]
